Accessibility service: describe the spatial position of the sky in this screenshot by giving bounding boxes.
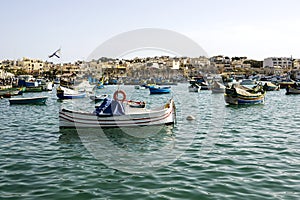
[1,0,300,63]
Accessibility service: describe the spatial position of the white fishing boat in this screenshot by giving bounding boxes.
[56,86,86,99]
[211,81,226,93]
[59,97,175,128]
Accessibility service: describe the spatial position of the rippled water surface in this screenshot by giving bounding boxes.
[1,84,300,199]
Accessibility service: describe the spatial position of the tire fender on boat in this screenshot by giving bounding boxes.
[113,90,127,102]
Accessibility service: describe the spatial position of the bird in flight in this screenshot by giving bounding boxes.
[49,48,61,58]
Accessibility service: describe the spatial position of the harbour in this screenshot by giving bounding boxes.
[1,83,300,199]
[2,0,300,199]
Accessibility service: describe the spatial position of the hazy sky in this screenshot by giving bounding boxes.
[1,0,300,62]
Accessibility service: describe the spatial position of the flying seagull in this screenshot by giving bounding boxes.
[49,48,61,58]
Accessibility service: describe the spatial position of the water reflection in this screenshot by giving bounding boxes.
[58,125,175,173]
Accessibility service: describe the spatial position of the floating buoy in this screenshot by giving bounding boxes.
[186,115,195,121]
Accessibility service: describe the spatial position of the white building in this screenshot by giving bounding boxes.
[172,60,180,69]
[263,57,293,68]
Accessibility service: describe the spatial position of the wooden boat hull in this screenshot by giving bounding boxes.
[224,94,265,105]
[127,100,146,108]
[279,82,294,89]
[224,86,265,105]
[286,87,300,95]
[149,87,171,94]
[9,96,48,105]
[59,99,175,128]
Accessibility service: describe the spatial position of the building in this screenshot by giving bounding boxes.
[263,57,293,68]
[231,57,251,68]
[21,57,44,74]
[293,59,300,69]
[210,55,231,72]
[190,56,210,67]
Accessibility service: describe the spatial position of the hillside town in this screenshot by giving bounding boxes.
[1,55,300,86]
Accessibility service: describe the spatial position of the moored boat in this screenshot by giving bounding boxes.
[224,85,266,105]
[189,76,210,90]
[57,86,86,99]
[0,87,25,98]
[278,79,294,89]
[149,86,171,94]
[211,81,226,93]
[286,83,300,95]
[127,100,146,108]
[261,81,280,91]
[59,98,175,128]
[9,96,48,105]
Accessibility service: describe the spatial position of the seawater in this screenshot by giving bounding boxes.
[0,84,299,200]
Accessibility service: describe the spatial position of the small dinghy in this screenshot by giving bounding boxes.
[9,96,48,105]
[56,86,86,99]
[127,100,146,108]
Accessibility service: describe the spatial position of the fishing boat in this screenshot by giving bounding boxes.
[127,100,146,108]
[261,81,280,91]
[211,81,226,93]
[224,84,266,105]
[89,94,109,102]
[286,83,300,95]
[59,98,175,128]
[278,79,294,89]
[0,87,25,98]
[149,86,171,94]
[9,96,48,105]
[56,86,86,99]
[189,76,210,90]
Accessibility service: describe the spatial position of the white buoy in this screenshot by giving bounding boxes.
[186,115,195,121]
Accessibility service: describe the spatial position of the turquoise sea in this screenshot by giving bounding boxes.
[1,84,299,200]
